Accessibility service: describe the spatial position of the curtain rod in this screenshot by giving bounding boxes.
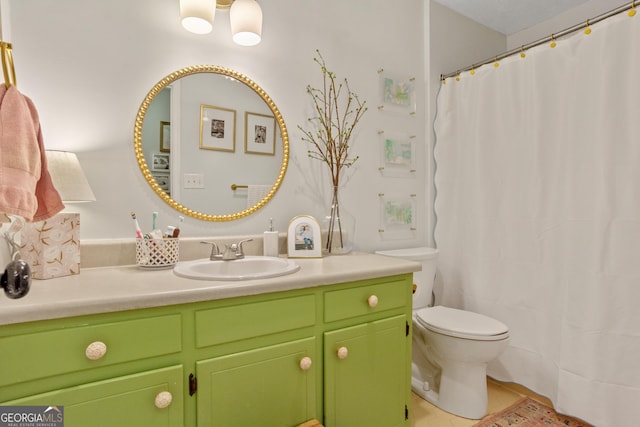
[441,1,636,80]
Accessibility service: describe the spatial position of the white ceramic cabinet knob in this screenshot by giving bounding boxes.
[299,356,312,371]
[154,391,173,409]
[337,346,348,360]
[367,295,379,308]
[85,341,107,361]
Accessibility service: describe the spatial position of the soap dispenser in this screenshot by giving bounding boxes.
[263,218,279,257]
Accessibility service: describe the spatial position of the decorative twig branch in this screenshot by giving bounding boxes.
[298,50,368,252]
[299,50,367,189]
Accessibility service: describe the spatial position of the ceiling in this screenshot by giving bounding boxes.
[433,0,595,35]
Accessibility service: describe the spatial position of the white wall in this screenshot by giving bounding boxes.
[6,0,593,257]
[5,0,428,253]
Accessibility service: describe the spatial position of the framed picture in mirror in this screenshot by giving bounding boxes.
[152,153,170,171]
[160,121,171,153]
[245,112,275,155]
[152,172,171,195]
[287,215,322,258]
[200,104,236,152]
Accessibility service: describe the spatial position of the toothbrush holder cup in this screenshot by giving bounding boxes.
[136,238,179,268]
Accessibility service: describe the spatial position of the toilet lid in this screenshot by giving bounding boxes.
[415,306,509,341]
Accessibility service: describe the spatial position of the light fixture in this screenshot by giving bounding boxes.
[230,0,262,46]
[180,0,263,46]
[20,151,96,279]
[180,0,216,34]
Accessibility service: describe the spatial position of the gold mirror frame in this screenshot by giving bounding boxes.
[134,65,289,221]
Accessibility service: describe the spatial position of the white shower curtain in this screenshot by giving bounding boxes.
[434,12,640,427]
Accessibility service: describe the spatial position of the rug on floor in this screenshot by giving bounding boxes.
[472,397,592,427]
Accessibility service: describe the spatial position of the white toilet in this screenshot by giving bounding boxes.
[375,247,510,420]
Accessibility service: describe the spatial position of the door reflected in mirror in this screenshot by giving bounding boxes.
[134,66,289,222]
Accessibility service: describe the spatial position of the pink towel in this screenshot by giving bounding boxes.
[0,84,64,221]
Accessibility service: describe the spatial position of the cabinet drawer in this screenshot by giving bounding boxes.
[0,314,182,387]
[195,294,316,348]
[324,279,410,323]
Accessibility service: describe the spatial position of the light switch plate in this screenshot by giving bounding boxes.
[184,173,204,189]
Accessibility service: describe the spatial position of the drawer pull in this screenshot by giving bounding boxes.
[154,391,173,409]
[367,295,379,308]
[299,356,312,371]
[337,346,348,360]
[85,341,107,360]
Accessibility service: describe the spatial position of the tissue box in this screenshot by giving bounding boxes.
[20,213,81,279]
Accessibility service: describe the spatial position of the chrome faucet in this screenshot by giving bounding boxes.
[201,241,221,260]
[201,239,253,261]
[222,238,253,260]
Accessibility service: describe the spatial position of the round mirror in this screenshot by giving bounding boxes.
[134,65,289,221]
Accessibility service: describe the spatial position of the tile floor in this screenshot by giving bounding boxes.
[410,379,551,427]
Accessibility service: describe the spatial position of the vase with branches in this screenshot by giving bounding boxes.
[299,50,367,254]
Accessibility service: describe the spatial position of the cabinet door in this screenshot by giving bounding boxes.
[2,365,183,427]
[324,315,408,427]
[197,337,316,427]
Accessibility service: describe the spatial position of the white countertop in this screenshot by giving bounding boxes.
[0,252,420,326]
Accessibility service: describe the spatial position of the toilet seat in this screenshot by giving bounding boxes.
[415,306,509,341]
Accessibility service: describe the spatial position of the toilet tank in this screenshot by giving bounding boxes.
[375,247,439,309]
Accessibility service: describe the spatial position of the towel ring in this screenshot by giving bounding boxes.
[0,42,16,88]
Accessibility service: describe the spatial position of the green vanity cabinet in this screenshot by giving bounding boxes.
[196,337,316,426]
[323,278,412,427]
[0,312,185,426]
[324,316,409,427]
[0,273,413,427]
[192,293,318,426]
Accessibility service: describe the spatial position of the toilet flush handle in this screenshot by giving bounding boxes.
[367,295,379,308]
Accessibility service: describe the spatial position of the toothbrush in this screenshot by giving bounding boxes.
[131,212,144,239]
[152,211,158,231]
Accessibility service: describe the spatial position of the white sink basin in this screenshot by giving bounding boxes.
[173,256,300,281]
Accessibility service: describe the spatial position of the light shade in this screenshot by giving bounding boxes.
[230,0,262,46]
[180,0,216,34]
[45,150,96,203]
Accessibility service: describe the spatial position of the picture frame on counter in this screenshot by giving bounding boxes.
[287,215,322,258]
